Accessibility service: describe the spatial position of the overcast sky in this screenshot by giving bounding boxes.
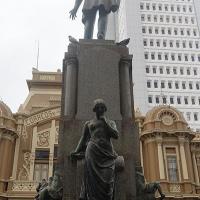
[0,0,90,112]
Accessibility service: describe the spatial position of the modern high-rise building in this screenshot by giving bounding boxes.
[107,0,200,131]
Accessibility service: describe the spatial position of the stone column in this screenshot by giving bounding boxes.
[64,56,78,118]
[192,151,199,185]
[49,120,56,177]
[11,138,20,179]
[0,135,14,180]
[12,119,23,179]
[179,137,189,180]
[140,141,144,170]
[156,135,165,180]
[147,138,157,181]
[29,126,37,180]
[119,57,132,118]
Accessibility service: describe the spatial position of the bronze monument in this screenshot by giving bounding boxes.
[71,99,119,200]
[70,0,120,39]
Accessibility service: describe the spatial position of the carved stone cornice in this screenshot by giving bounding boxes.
[0,129,18,141]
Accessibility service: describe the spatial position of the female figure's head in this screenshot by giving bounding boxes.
[93,99,107,118]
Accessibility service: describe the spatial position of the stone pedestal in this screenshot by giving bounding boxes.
[58,40,140,200]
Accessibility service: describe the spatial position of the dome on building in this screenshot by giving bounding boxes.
[144,105,187,124]
[0,100,13,118]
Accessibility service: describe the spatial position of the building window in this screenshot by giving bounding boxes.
[194,113,198,121]
[180,68,184,75]
[191,18,194,24]
[194,69,197,75]
[148,96,152,103]
[151,53,155,60]
[156,96,160,104]
[163,97,167,104]
[154,81,158,88]
[191,97,195,105]
[156,40,160,47]
[186,112,191,121]
[184,97,188,105]
[166,68,170,74]
[161,82,165,88]
[160,67,163,74]
[147,81,151,88]
[185,55,188,61]
[155,28,159,34]
[191,55,195,62]
[166,149,179,182]
[168,82,172,89]
[177,97,181,104]
[170,97,174,104]
[34,150,50,182]
[170,41,173,47]
[153,67,157,74]
[143,40,147,46]
[193,30,197,36]
[146,66,150,73]
[35,150,49,160]
[34,164,49,182]
[182,82,186,89]
[175,82,179,89]
[178,55,181,61]
[196,83,200,90]
[181,29,184,35]
[189,82,193,89]
[173,68,177,74]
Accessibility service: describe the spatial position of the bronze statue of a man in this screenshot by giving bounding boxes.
[70,0,120,39]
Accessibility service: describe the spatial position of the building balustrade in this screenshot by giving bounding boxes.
[11,180,39,192]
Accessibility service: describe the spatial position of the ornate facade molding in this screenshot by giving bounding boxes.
[37,131,50,147]
[18,152,31,181]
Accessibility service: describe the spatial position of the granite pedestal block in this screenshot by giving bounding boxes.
[58,40,141,200]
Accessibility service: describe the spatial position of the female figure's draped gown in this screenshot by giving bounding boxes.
[74,118,119,200]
